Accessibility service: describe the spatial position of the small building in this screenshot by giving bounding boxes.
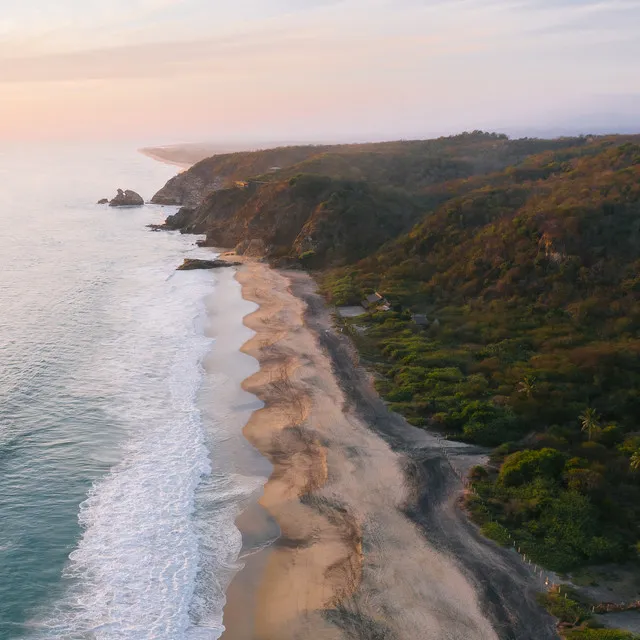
[362,292,392,312]
[267,166,282,173]
[412,314,429,326]
[362,292,383,309]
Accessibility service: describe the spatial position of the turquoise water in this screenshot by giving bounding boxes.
[0,145,255,639]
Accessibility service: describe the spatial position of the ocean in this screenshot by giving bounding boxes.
[0,144,266,639]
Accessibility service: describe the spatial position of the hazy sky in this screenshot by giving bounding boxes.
[0,0,639,143]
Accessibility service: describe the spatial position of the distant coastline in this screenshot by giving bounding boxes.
[138,147,194,171]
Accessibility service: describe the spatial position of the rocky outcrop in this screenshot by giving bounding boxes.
[177,258,241,271]
[163,207,200,232]
[109,189,144,207]
[97,198,109,204]
[151,174,224,208]
[152,174,421,267]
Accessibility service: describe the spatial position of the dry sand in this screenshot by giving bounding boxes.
[138,148,193,171]
[220,258,546,640]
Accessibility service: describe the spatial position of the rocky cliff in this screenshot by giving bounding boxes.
[161,175,422,266]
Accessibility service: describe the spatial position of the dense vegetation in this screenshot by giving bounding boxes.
[163,174,423,266]
[535,587,640,639]
[158,131,640,582]
[321,136,640,574]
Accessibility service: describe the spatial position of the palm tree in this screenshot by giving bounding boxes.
[517,376,537,398]
[631,451,640,472]
[579,407,601,441]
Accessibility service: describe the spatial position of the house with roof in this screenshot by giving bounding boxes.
[361,292,390,311]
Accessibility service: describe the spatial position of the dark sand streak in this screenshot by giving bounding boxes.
[288,271,559,640]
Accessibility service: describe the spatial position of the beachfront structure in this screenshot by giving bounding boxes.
[362,292,391,311]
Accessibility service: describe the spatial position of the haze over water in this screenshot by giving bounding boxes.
[0,145,253,639]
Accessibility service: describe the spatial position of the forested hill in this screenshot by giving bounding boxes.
[323,137,640,574]
[154,131,640,573]
[150,132,592,208]
[152,132,605,266]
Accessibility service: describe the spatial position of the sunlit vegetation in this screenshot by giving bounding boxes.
[169,131,640,579]
[321,136,640,573]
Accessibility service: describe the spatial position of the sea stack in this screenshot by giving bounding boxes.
[108,189,144,207]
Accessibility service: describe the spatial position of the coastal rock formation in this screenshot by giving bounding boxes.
[177,258,241,271]
[97,198,109,204]
[163,207,199,232]
[153,174,421,265]
[151,174,223,208]
[109,189,144,207]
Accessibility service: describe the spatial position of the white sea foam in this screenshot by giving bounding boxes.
[29,257,248,639]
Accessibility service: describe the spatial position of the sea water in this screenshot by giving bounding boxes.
[0,143,260,639]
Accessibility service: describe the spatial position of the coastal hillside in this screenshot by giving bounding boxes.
[152,132,602,264]
[150,132,593,208]
[153,132,640,578]
[151,145,333,207]
[324,139,640,574]
[163,175,422,266]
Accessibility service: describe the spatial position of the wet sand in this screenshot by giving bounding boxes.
[219,258,558,640]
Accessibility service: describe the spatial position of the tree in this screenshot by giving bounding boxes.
[499,448,565,486]
[517,375,537,398]
[579,408,601,441]
[631,451,640,472]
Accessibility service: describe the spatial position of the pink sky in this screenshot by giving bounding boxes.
[1,0,639,142]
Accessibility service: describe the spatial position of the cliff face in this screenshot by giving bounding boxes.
[152,173,224,207]
[163,175,422,266]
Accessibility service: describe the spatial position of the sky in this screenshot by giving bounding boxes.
[0,0,639,143]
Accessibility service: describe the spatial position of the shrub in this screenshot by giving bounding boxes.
[481,521,511,546]
[499,448,566,486]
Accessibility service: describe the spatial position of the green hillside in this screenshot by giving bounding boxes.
[163,174,423,266]
[322,139,640,571]
[155,131,640,573]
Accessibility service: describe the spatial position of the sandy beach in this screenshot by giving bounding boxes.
[138,148,194,171]
[219,257,558,640]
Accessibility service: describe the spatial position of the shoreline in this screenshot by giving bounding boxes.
[222,258,361,639]
[220,257,556,639]
[138,148,193,171]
